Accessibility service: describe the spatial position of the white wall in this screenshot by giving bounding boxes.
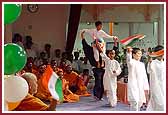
[11,4,69,54]
[81,4,160,22]
[4,25,12,44]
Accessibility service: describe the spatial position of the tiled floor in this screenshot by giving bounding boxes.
[56,95,130,111]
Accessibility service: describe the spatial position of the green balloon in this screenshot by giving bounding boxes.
[4,4,22,24]
[4,43,27,75]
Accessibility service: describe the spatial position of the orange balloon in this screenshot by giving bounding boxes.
[7,101,21,111]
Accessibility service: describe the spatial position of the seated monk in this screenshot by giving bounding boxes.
[23,60,38,76]
[57,70,79,103]
[63,65,91,96]
[34,64,52,101]
[14,73,57,111]
[59,60,68,72]
[50,60,60,73]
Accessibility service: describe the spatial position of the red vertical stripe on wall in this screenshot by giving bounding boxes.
[65,4,82,54]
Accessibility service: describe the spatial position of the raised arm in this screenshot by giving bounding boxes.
[81,29,94,37]
[81,31,97,67]
[100,30,118,39]
[81,31,93,50]
[126,47,133,66]
[100,52,110,61]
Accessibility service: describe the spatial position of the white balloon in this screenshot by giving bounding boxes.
[4,74,15,79]
[4,76,29,102]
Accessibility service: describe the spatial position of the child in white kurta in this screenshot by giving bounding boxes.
[81,21,118,68]
[126,47,149,111]
[100,50,121,107]
[147,46,165,111]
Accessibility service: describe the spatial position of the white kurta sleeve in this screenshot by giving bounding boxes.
[114,61,122,76]
[81,29,95,38]
[147,62,152,74]
[149,61,164,106]
[100,52,110,61]
[142,64,149,90]
[126,52,133,66]
[99,30,114,39]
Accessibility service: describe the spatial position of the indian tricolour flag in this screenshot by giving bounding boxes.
[148,49,164,57]
[41,65,63,102]
[120,34,146,46]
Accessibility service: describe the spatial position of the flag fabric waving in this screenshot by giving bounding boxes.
[148,49,164,57]
[41,65,63,102]
[120,34,146,46]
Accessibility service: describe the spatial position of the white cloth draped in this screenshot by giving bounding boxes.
[100,52,121,106]
[147,59,165,111]
[126,52,149,110]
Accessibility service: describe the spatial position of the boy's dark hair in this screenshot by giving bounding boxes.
[106,50,113,56]
[12,33,22,43]
[74,51,79,57]
[55,49,61,52]
[26,36,32,41]
[95,21,102,27]
[14,33,22,38]
[43,59,49,65]
[80,57,84,61]
[40,52,46,56]
[132,48,141,54]
[83,69,89,73]
[154,45,164,52]
[62,52,68,58]
[45,44,51,48]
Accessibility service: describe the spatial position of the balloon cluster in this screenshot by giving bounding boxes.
[4,4,28,111]
[4,43,28,111]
